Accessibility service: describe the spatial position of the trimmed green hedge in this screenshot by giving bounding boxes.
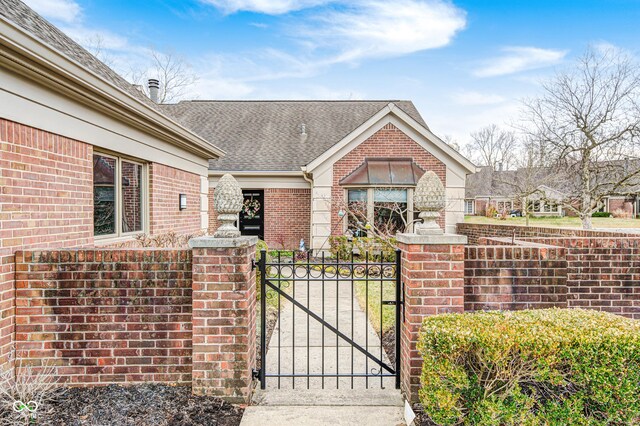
[418,309,640,425]
[329,236,397,262]
[592,212,612,217]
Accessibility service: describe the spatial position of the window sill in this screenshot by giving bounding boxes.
[93,234,141,247]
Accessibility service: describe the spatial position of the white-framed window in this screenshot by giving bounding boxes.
[93,152,146,238]
[496,200,513,211]
[345,187,412,236]
[464,200,474,215]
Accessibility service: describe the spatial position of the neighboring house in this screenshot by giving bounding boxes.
[0,0,223,366]
[162,101,476,251]
[465,166,639,217]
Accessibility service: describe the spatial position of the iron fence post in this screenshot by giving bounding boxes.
[259,249,267,389]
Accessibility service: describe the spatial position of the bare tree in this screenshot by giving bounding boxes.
[468,124,518,170]
[127,50,198,104]
[521,47,640,229]
[83,33,115,68]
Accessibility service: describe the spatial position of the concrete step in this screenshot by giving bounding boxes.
[252,388,404,406]
[240,405,406,426]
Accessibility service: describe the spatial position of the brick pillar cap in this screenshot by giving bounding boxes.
[396,233,467,245]
[189,235,259,248]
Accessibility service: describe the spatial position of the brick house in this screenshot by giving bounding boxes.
[0,1,224,368]
[163,101,476,251]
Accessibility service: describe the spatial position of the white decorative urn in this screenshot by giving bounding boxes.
[413,171,445,235]
[213,173,243,238]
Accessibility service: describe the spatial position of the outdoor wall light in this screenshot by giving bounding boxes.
[179,194,187,210]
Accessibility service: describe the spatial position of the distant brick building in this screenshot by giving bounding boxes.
[465,166,640,218]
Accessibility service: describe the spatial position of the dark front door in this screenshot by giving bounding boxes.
[240,190,264,239]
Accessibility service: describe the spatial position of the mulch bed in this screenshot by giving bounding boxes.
[34,384,243,426]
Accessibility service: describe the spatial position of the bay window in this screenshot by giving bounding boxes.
[346,188,411,236]
[93,153,146,238]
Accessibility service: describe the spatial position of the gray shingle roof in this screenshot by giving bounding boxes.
[160,100,428,172]
[0,0,178,123]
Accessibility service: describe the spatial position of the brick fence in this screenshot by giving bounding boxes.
[14,249,193,385]
[458,224,640,319]
[464,241,567,312]
[457,222,636,245]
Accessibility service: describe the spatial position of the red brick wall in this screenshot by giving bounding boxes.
[332,123,447,233]
[519,237,640,319]
[264,188,311,249]
[191,241,256,403]
[14,249,192,384]
[608,199,634,217]
[457,223,635,245]
[464,243,568,312]
[0,119,93,371]
[149,163,202,236]
[398,240,465,402]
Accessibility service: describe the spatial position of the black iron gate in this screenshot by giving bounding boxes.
[257,249,402,390]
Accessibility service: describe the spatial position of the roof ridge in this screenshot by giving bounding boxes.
[172,99,411,104]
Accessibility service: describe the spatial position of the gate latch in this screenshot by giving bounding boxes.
[382,300,397,306]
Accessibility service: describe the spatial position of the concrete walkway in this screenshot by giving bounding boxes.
[241,389,406,426]
[241,270,406,425]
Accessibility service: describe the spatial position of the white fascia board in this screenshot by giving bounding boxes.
[208,170,305,177]
[0,17,224,160]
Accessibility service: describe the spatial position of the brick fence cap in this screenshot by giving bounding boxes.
[397,233,467,245]
[189,235,258,248]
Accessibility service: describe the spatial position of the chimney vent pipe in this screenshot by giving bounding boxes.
[148,78,160,103]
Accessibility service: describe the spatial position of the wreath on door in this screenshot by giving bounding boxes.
[242,198,261,219]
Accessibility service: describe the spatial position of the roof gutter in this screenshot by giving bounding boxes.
[0,16,225,160]
[208,170,305,177]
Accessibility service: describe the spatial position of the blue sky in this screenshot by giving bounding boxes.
[22,0,640,145]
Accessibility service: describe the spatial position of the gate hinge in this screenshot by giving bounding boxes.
[252,368,261,380]
[251,259,257,270]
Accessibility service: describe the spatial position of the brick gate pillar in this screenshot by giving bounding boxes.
[397,233,467,403]
[189,236,258,404]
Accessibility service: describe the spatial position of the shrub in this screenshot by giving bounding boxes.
[485,204,498,218]
[612,208,633,219]
[329,236,397,262]
[591,211,612,217]
[418,309,640,426]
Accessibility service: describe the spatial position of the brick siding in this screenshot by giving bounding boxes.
[0,119,94,371]
[264,188,311,249]
[149,163,202,236]
[14,249,192,384]
[332,123,447,234]
[464,242,567,312]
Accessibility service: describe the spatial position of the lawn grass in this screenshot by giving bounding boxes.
[464,215,640,229]
[355,280,396,334]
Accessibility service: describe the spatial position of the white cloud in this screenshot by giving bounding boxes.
[303,0,466,63]
[474,46,568,78]
[452,90,505,106]
[200,0,331,14]
[22,0,81,24]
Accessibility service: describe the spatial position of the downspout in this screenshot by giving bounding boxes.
[301,167,314,252]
